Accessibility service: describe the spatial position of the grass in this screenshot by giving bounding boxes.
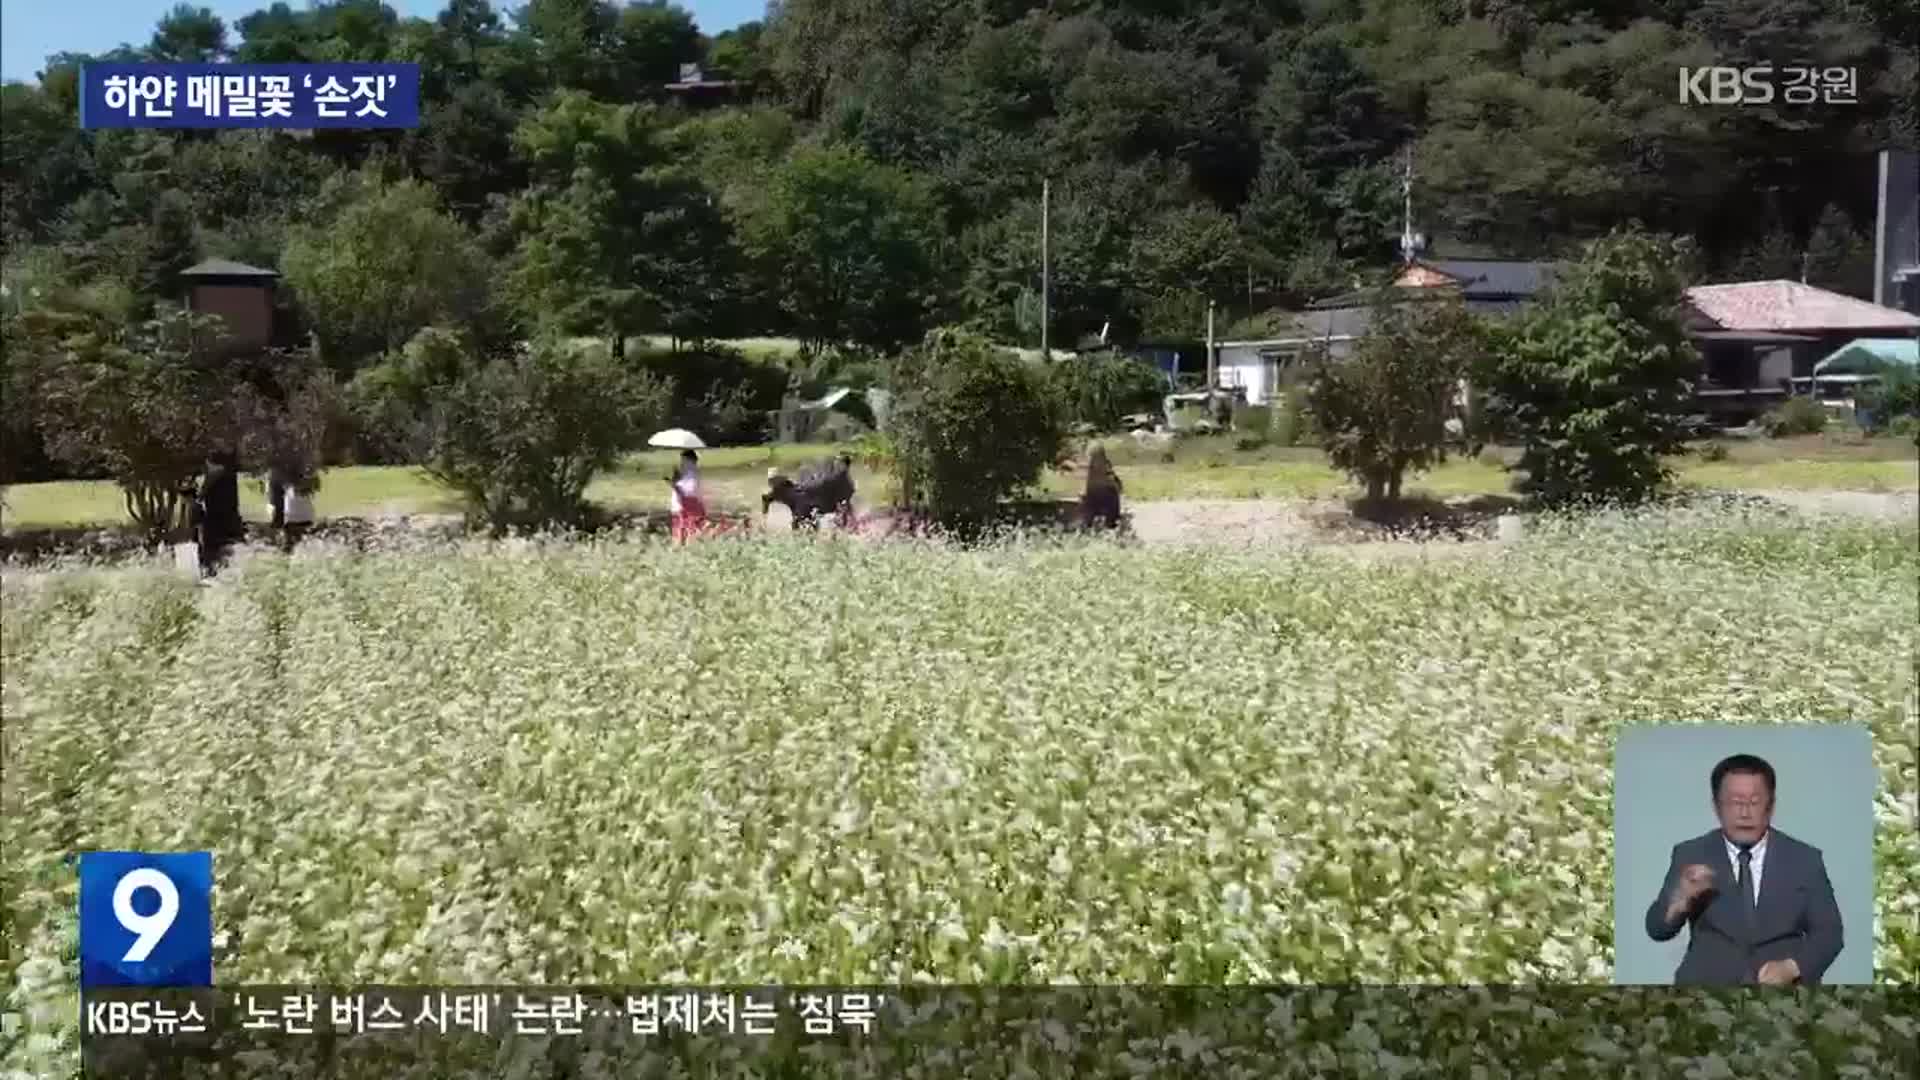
[2,506,1915,1076]
[4,435,1912,531]
[627,335,805,364]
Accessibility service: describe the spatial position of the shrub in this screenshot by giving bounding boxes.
[1758,395,1829,437]
[1855,366,1920,430]
[1479,229,1697,506]
[347,326,488,464]
[1046,352,1168,431]
[1272,383,1317,447]
[885,328,1068,528]
[420,338,668,534]
[1891,414,1920,446]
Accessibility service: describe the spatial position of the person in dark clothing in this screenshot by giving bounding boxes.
[193,451,245,577]
[1080,443,1125,530]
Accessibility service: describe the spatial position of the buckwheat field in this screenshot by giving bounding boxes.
[4,503,1917,1076]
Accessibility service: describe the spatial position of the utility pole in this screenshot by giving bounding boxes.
[1040,179,1050,361]
[1399,143,1423,265]
[1205,299,1216,391]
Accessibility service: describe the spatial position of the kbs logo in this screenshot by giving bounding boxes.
[77,852,214,988]
[1680,67,1859,106]
[1679,67,1775,105]
[85,998,208,1036]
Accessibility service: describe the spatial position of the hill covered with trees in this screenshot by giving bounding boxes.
[2,0,1915,362]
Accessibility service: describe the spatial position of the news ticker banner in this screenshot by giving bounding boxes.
[78,985,1920,1080]
[79,62,419,129]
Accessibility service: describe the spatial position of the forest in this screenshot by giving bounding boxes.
[0,0,1915,401]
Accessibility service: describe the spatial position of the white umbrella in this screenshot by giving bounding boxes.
[647,428,706,450]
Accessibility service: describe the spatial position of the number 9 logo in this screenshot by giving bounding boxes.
[113,867,180,963]
[78,851,213,988]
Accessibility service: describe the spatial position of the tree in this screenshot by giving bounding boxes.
[147,4,229,62]
[1803,204,1875,300]
[1127,204,1243,337]
[744,144,947,353]
[1310,293,1484,502]
[1257,32,1403,191]
[0,306,40,496]
[1480,228,1699,506]
[884,327,1068,529]
[399,80,525,225]
[1238,150,1321,305]
[609,1,704,98]
[26,306,248,537]
[420,338,668,533]
[281,174,496,370]
[707,20,768,85]
[959,161,1179,347]
[514,0,620,95]
[508,93,746,358]
[0,82,95,251]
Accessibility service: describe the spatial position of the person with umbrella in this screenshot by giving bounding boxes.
[651,430,709,544]
[667,450,707,543]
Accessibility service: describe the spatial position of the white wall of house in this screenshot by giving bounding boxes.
[1216,354,1273,404]
[1213,338,1356,405]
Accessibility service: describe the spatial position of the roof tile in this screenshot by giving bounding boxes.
[1684,280,1920,332]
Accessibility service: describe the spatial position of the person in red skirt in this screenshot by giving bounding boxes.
[667,449,707,543]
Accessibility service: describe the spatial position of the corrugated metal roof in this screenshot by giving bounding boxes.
[1685,280,1920,332]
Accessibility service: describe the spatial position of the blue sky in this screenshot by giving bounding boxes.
[1,1,762,84]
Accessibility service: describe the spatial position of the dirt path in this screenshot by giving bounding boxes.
[1124,500,1322,547]
[1122,490,1915,551]
[1736,489,1917,523]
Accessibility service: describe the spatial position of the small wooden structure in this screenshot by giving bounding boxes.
[180,258,279,356]
[664,64,744,109]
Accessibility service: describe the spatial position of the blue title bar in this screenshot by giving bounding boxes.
[79,63,420,129]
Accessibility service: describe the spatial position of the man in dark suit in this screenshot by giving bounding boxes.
[1645,753,1844,985]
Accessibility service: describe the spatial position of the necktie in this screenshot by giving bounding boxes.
[1735,847,1756,921]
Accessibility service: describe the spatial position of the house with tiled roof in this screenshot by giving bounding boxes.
[1210,258,1559,405]
[1682,279,1920,420]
